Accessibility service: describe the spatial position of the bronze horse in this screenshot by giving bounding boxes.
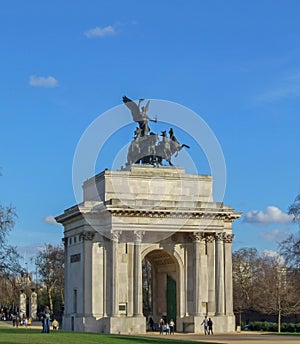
[123,96,190,166]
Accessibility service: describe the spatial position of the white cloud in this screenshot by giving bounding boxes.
[258,85,300,102]
[29,75,58,88]
[17,244,44,256]
[84,25,116,38]
[262,250,285,265]
[257,71,300,102]
[262,249,280,258]
[244,206,293,224]
[43,215,60,226]
[260,228,288,242]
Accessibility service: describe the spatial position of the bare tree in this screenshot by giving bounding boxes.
[0,171,22,308]
[233,248,300,331]
[0,204,21,274]
[279,194,300,268]
[35,244,64,312]
[288,193,300,223]
[0,272,19,309]
[142,258,152,316]
[0,201,22,309]
[233,248,260,325]
[254,253,300,332]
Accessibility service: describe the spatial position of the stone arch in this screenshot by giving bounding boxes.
[58,165,241,334]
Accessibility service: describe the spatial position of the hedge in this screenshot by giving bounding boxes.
[245,321,300,332]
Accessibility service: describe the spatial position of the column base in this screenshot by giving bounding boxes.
[178,314,235,333]
[62,314,146,334]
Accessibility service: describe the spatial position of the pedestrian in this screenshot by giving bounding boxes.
[42,306,51,333]
[164,322,170,335]
[169,319,175,334]
[208,317,213,335]
[159,317,164,334]
[52,318,59,330]
[16,316,20,328]
[201,315,208,335]
[148,316,154,331]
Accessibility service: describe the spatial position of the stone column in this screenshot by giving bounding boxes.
[111,231,121,316]
[224,233,234,315]
[184,245,189,316]
[206,234,216,315]
[80,231,95,316]
[192,232,205,316]
[62,237,68,317]
[102,240,107,317]
[29,290,37,320]
[215,232,225,315]
[95,238,105,317]
[133,230,144,316]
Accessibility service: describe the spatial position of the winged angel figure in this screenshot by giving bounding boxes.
[122,96,157,136]
[122,96,190,166]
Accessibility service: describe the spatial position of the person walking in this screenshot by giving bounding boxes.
[201,315,208,335]
[42,306,51,333]
[208,317,213,335]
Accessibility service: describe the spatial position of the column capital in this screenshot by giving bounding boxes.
[79,231,95,241]
[215,232,226,242]
[62,237,68,246]
[133,230,145,243]
[191,231,205,242]
[224,233,234,243]
[111,230,122,242]
[205,234,215,243]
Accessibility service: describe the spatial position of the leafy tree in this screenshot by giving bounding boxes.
[35,244,64,313]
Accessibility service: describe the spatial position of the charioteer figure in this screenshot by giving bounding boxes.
[123,96,189,166]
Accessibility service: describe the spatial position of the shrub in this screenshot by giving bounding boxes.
[246,321,300,333]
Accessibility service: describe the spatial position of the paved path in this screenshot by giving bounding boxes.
[141,331,300,344]
[1,322,299,344]
[0,320,42,329]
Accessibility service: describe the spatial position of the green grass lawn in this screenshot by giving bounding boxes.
[0,327,217,344]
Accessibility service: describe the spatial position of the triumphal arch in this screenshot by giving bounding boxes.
[56,97,241,334]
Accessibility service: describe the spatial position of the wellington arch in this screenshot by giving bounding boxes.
[56,165,241,334]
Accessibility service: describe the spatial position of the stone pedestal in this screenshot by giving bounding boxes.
[19,292,26,319]
[29,291,37,319]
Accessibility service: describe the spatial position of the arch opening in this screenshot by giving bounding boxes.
[142,249,179,330]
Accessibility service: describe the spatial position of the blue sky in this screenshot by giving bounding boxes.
[1,0,300,271]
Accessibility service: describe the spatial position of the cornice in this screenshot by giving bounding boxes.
[106,208,241,222]
[56,200,242,224]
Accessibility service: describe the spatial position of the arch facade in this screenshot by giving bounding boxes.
[56,165,241,334]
